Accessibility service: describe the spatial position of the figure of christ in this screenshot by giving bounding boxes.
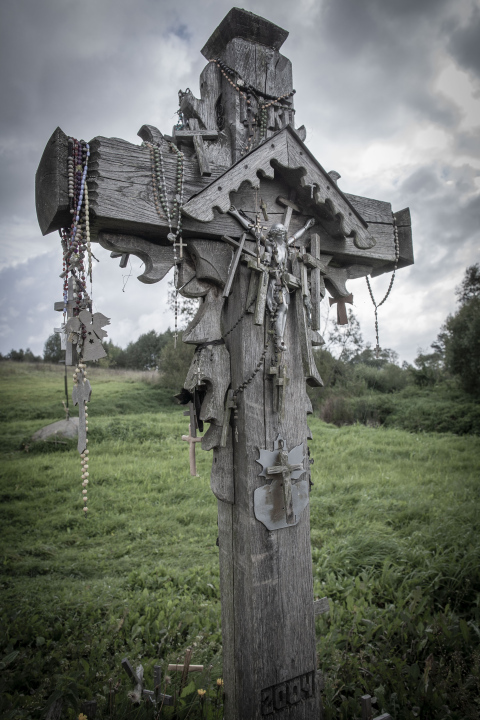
[228,206,315,350]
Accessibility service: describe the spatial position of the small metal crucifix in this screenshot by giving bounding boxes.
[255,435,309,530]
[266,439,303,525]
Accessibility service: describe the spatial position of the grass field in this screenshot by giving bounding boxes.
[1,362,479,719]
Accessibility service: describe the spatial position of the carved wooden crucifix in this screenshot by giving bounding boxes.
[36,8,413,719]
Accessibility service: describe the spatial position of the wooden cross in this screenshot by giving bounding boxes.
[276,190,299,231]
[167,647,204,692]
[142,665,174,707]
[72,365,91,454]
[176,118,214,177]
[223,233,246,298]
[267,443,303,525]
[182,422,202,476]
[269,363,289,417]
[242,109,255,140]
[54,276,77,366]
[300,233,328,332]
[329,292,353,325]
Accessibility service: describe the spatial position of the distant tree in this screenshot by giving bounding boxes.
[443,298,480,396]
[455,263,480,305]
[7,347,42,362]
[44,333,63,363]
[350,344,399,368]
[322,308,364,362]
[119,330,174,370]
[408,349,444,387]
[158,334,196,389]
[97,340,126,368]
[434,264,480,396]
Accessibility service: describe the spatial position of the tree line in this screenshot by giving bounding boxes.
[2,264,479,398]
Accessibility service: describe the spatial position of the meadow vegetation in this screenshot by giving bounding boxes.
[0,361,479,719]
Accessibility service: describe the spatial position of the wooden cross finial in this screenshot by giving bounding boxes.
[329,293,353,325]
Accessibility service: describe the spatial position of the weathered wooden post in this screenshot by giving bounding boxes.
[36,8,413,718]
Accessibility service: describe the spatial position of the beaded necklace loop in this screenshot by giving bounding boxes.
[61,136,107,517]
[208,58,296,155]
[365,217,400,356]
[144,139,186,345]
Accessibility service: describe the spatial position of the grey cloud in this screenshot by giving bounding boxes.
[447,4,480,79]
[0,0,479,361]
[455,127,480,156]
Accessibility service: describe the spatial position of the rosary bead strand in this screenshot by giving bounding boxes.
[366,217,400,356]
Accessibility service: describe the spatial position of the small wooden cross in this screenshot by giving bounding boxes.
[267,442,303,525]
[182,422,202,476]
[184,118,211,177]
[276,190,299,231]
[243,256,269,325]
[243,112,254,139]
[142,664,174,707]
[269,364,289,416]
[167,647,204,692]
[300,234,330,331]
[54,276,77,366]
[329,292,353,325]
[223,233,246,298]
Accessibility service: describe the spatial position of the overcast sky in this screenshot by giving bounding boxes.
[1,0,479,362]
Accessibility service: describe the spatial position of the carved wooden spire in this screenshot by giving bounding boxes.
[177,8,295,164]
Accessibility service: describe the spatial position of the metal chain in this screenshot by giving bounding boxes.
[146,139,185,345]
[222,296,256,338]
[233,332,271,399]
[365,217,400,354]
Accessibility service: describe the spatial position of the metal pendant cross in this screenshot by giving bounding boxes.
[267,444,303,525]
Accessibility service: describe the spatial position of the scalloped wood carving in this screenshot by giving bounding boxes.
[182,127,376,251]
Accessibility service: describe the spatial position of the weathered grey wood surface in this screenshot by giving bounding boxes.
[36,128,412,277]
[36,9,414,719]
[218,253,320,719]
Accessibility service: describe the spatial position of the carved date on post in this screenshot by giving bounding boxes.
[261,670,315,715]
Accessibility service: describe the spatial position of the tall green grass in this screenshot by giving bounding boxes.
[1,363,479,718]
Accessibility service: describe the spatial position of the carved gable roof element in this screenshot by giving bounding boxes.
[182,126,376,250]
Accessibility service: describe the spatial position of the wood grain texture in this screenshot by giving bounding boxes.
[36,126,70,235]
[35,129,407,272]
[182,126,378,253]
[217,252,321,719]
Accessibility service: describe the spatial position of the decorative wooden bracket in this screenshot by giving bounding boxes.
[98,233,174,284]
